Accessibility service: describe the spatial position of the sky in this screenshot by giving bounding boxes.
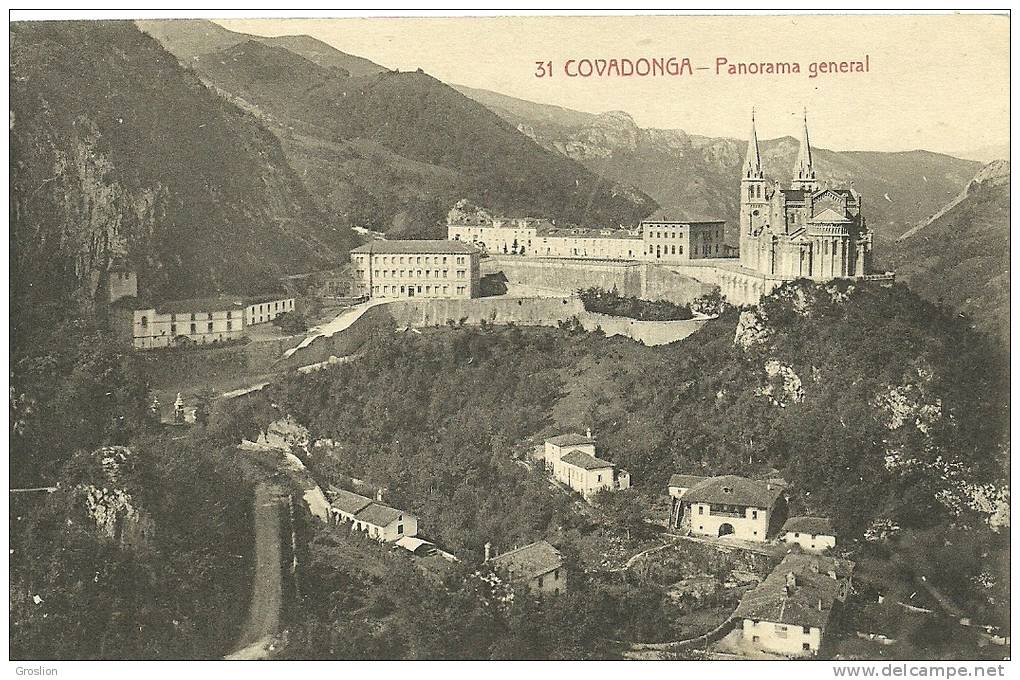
[216,14,1009,156]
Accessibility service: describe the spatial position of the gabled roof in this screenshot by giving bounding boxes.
[560,449,614,471]
[669,474,708,489]
[809,207,851,223]
[490,540,563,580]
[782,516,834,536]
[395,536,435,553]
[355,502,405,527]
[546,433,595,447]
[734,554,852,629]
[330,488,374,515]
[350,239,479,255]
[683,475,784,509]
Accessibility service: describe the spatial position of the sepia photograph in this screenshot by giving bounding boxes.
[7,8,1011,672]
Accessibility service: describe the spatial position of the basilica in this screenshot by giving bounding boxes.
[738,111,874,281]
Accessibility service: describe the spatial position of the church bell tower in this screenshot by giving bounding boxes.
[791,108,819,193]
[739,109,768,269]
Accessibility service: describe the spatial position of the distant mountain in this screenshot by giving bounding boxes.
[140,20,657,237]
[949,144,1010,164]
[885,161,1009,342]
[455,87,982,251]
[10,21,347,330]
[136,19,387,77]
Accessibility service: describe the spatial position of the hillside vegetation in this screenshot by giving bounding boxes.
[886,161,1009,342]
[10,21,348,326]
[225,279,1006,574]
[140,20,658,237]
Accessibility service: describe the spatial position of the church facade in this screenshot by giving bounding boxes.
[738,111,874,281]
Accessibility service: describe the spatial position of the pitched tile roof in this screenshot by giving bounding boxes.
[782,516,834,536]
[330,488,374,515]
[669,474,708,489]
[490,540,563,581]
[559,449,614,470]
[354,502,405,527]
[350,239,480,255]
[546,433,595,447]
[682,474,784,509]
[734,554,853,629]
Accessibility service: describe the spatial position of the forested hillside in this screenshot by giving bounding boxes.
[140,20,658,237]
[10,20,347,327]
[226,277,1006,555]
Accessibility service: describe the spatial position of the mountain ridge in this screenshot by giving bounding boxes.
[142,20,658,236]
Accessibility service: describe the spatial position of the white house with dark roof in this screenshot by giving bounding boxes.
[327,487,418,542]
[543,433,630,499]
[670,473,786,541]
[781,516,836,553]
[734,553,853,657]
[488,539,566,595]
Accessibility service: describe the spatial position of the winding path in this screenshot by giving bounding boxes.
[224,482,287,660]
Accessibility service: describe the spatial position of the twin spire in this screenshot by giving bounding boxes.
[743,108,816,185]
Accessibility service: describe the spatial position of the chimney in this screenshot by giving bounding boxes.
[817,598,823,612]
[484,542,491,562]
[585,428,592,439]
[785,572,797,588]
[376,488,384,502]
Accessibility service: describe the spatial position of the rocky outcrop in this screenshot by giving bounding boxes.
[760,360,804,407]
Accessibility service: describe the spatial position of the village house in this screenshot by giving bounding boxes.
[543,433,630,499]
[243,294,296,326]
[350,239,481,299]
[328,488,418,542]
[733,553,853,657]
[488,540,566,596]
[780,516,837,553]
[668,473,785,542]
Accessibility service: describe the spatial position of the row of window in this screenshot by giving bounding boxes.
[366,269,468,280]
[372,284,468,295]
[170,321,234,335]
[357,255,467,265]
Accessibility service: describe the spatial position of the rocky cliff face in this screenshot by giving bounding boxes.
[10,21,344,331]
[728,280,1008,529]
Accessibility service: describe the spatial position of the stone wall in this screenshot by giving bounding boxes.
[385,295,586,327]
[484,256,714,304]
[484,257,646,297]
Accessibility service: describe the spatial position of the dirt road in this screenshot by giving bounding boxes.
[224,482,287,660]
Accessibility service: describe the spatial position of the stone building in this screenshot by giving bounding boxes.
[669,473,786,542]
[780,516,837,553]
[328,487,419,542]
[350,240,481,299]
[488,539,566,596]
[640,212,729,262]
[734,553,853,657]
[543,433,630,499]
[243,294,296,326]
[738,110,874,280]
[110,296,247,349]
